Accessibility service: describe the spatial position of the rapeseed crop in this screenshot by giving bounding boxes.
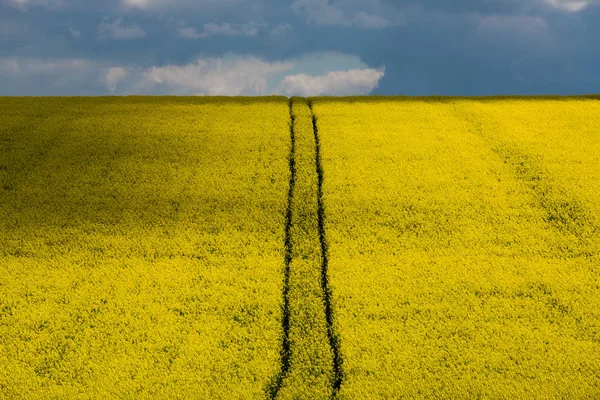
[453,98,600,245]
[312,97,600,399]
[0,97,291,398]
[2,96,599,399]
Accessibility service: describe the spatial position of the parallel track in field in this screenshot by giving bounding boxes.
[309,100,344,396]
[269,98,344,399]
[268,100,295,399]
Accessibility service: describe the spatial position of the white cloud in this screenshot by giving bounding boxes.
[97,18,146,40]
[136,57,295,95]
[101,53,383,96]
[106,67,128,92]
[279,68,385,96]
[176,21,264,39]
[541,0,594,11]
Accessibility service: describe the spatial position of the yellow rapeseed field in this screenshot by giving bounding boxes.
[1,96,599,399]
[0,97,291,398]
[312,97,600,399]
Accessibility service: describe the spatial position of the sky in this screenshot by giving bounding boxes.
[1,0,599,96]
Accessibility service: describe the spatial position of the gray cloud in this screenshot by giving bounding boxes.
[0,56,106,95]
[288,0,594,31]
[0,57,89,74]
[542,0,594,12]
[269,23,292,38]
[176,21,264,39]
[381,0,597,14]
[475,14,549,38]
[69,28,81,38]
[119,0,254,14]
[3,0,66,10]
[291,0,403,28]
[97,17,146,40]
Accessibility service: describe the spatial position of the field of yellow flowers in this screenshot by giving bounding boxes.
[0,97,291,398]
[1,96,599,399]
[313,96,600,398]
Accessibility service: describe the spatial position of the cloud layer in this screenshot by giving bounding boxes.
[1,0,600,95]
[117,55,385,95]
[0,54,385,96]
[291,0,403,28]
[176,21,263,39]
[97,18,146,40]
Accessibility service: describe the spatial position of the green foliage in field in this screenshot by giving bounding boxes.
[0,97,290,398]
[312,97,600,399]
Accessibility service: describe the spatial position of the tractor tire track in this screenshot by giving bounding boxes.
[269,98,343,399]
[268,99,295,399]
[309,100,344,396]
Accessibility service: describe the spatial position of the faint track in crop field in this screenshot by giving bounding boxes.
[0,104,80,193]
[493,145,600,257]
[309,100,344,396]
[268,99,296,399]
[452,102,600,259]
